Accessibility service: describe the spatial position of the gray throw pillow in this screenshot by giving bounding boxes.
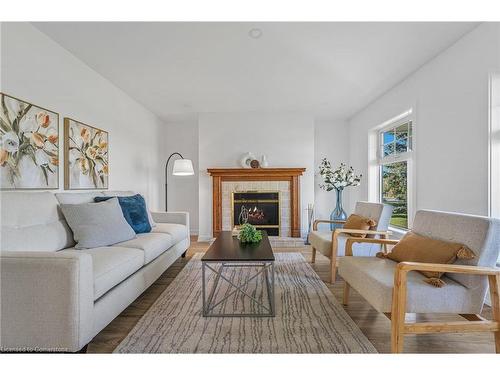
[60,197,136,249]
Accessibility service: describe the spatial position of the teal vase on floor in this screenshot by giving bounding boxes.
[330,188,347,230]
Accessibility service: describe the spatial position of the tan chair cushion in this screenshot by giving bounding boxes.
[385,231,474,283]
[343,214,377,238]
[338,257,481,314]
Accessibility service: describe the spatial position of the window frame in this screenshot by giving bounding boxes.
[488,74,500,265]
[375,111,416,230]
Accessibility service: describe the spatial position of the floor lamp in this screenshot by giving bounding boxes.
[165,152,194,211]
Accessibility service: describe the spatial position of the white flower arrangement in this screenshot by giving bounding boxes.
[318,158,362,191]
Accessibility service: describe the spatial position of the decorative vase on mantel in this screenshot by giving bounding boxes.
[330,188,347,230]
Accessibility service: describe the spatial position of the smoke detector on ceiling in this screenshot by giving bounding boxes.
[248,28,263,39]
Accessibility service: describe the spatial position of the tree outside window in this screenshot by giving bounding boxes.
[377,115,413,229]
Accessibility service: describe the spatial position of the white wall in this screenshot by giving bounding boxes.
[314,119,351,230]
[0,23,164,209]
[160,120,199,234]
[347,23,500,218]
[198,113,315,240]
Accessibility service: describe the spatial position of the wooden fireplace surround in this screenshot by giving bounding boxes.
[207,168,306,238]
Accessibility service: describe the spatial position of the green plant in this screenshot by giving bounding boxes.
[238,223,263,244]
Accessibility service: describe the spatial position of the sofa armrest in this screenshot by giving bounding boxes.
[0,251,94,352]
[151,211,190,228]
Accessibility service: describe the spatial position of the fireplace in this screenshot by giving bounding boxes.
[232,191,280,236]
[207,168,305,238]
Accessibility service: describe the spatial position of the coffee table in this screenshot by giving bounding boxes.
[201,231,275,317]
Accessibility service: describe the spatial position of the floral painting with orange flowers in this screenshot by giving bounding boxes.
[0,93,59,189]
[64,118,108,189]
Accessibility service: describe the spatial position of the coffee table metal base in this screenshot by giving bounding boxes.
[202,261,275,317]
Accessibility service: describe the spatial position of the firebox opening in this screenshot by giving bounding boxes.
[232,191,280,236]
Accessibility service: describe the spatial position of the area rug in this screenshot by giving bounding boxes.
[114,253,377,353]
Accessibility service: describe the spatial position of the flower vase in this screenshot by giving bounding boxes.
[330,188,347,230]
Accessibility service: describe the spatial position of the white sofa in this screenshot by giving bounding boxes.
[0,190,190,352]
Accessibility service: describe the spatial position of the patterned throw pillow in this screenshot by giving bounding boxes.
[95,194,152,234]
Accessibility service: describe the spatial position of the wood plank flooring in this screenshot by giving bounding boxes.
[87,238,496,353]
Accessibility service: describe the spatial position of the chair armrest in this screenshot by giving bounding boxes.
[396,262,500,276]
[390,262,500,327]
[0,251,94,352]
[345,237,399,256]
[313,219,346,230]
[334,228,393,237]
[151,211,190,227]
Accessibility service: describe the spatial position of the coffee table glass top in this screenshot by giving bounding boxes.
[202,231,275,262]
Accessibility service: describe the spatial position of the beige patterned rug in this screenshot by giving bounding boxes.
[114,253,377,353]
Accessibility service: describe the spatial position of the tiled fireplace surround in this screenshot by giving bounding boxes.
[221,181,291,236]
[207,168,306,247]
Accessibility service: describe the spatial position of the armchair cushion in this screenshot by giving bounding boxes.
[309,231,347,258]
[343,214,377,238]
[309,231,381,258]
[338,257,484,314]
[384,231,475,283]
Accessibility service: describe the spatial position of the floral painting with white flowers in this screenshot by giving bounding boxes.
[64,118,108,189]
[0,93,59,189]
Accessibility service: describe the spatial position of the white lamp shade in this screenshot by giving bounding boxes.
[172,159,194,176]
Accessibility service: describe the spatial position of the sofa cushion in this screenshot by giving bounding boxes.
[60,246,144,300]
[103,190,156,228]
[338,257,482,314]
[152,223,188,243]
[95,194,151,234]
[60,198,136,249]
[1,191,74,251]
[114,232,173,264]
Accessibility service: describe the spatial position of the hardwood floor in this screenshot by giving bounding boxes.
[87,237,496,353]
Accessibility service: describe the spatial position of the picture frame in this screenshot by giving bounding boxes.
[64,117,109,190]
[0,92,60,190]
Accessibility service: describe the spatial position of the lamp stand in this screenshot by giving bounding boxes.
[165,152,184,211]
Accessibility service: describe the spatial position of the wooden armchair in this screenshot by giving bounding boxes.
[339,210,500,353]
[308,201,393,283]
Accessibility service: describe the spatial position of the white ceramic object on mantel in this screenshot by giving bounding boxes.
[239,152,255,168]
[261,154,269,167]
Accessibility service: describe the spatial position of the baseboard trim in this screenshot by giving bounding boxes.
[197,235,214,242]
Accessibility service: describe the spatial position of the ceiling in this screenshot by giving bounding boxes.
[33,22,478,122]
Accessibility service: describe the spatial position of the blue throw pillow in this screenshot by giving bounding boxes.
[94,194,152,234]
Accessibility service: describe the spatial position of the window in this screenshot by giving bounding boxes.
[377,113,414,229]
[489,74,500,264]
[490,74,500,219]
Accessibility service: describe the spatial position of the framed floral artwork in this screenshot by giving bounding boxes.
[0,93,59,190]
[64,118,109,190]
